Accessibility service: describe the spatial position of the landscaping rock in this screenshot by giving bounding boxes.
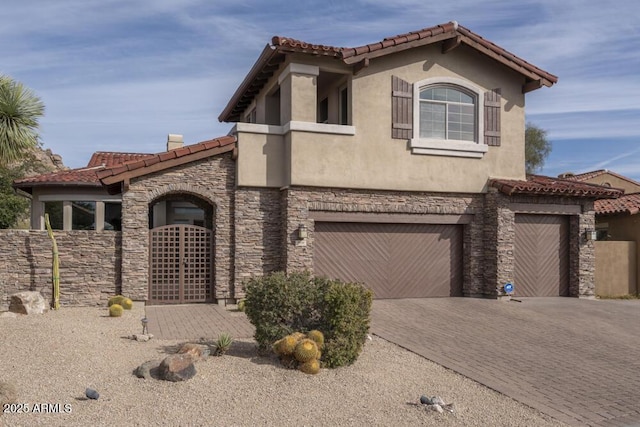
[419,395,454,415]
[126,334,154,342]
[9,292,48,315]
[85,388,99,400]
[0,381,17,411]
[178,343,210,361]
[158,354,196,382]
[427,404,444,413]
[134,360,162,379]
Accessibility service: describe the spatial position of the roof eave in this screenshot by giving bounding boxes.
[12,181,103,195]
[99,141,236,187]
[218,44,282,123]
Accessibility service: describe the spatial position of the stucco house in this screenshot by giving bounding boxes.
[10,21,620,307]
[561,170,640,295]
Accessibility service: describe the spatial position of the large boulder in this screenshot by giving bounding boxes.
[134,360,162,380]
[158,354,196,382]
[9,292,48,315]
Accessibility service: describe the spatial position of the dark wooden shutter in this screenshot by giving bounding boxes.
[484,88,501,146]
[392,76,413,139]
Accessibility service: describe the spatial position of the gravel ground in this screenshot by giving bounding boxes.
[1,305,565,427]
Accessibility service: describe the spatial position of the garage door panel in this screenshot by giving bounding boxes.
[389,224,462,297]
[515,215,569,297]
[314,222,462,299]
[314,223,390,295]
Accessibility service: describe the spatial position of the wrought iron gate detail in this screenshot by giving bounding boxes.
[149,225,213,304]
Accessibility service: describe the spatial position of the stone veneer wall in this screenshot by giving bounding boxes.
[121,154,235,301]
[0,230,121,310]
[233,187,282,297]
[281,187,486,296]
[486,190,596,297]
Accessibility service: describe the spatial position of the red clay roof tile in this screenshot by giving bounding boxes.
[595,193,640,216]
[560,169,640,189]
[97,135,237,184]
[220,21,557,122]
[490,175,622,198]
[13,167,104,188]
[87,152,154,168]
[17,136,237,192]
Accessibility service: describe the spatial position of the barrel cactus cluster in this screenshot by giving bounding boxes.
[273,330,324,375]
[107,295,133,317]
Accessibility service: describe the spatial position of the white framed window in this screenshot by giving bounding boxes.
[410,77,487,158]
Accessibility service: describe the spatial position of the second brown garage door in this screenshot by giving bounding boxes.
[314,222,463,298]
[514,214,569,297]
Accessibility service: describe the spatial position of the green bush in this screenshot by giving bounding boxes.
[244,271,323,354]
[244,271,372,367]
[318,280,373,368]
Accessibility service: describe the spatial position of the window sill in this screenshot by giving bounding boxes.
[410,138,488,159]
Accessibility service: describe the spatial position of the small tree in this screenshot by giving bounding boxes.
[0,164,29,228]
[0,75,45,165]
[525,122,551,174]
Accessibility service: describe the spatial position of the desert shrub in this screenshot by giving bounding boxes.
[244,271,323,354]
[214,333,233,356]
[316,280,373,368]
[244,271,372,367]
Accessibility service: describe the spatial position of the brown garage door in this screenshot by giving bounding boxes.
[314,222,463,298]
[514,214,569,297]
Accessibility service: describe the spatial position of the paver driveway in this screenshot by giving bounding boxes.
[372,298,640,427]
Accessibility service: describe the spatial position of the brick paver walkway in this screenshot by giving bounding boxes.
[372,298,640,427]
[144,304,254,340]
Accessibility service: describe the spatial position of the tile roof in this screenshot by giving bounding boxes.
[87,152,154,168]
[13,167,105,192]
[595,193,640,216]
[490,175,622,198]
[559,169,640,188]
[220,21,558,122]
[14,152,158,193]
[14,136,237,193]
[97,135,236,186]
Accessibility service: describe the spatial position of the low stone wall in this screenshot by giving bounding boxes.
[0,230,121,311]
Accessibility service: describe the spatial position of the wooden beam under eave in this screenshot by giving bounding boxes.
[343,31,457,65]
[353,58,370,75]
[522,79,543,93]
[441,36,461,54]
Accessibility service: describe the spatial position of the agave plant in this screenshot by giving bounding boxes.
[214,333,234,356]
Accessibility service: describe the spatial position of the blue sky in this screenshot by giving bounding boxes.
[3,1,639,180]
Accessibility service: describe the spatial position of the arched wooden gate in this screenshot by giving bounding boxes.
[148,224,213,304]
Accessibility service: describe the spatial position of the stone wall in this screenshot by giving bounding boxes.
[121,154,235,301]
[233,187,282,297]
[281,187,486,296]
[486,191,596,298]
[0,230,121,310]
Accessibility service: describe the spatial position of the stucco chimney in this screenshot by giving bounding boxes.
[167,134,184,151]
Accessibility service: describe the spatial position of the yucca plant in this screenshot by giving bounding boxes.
[214,333,233,356]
